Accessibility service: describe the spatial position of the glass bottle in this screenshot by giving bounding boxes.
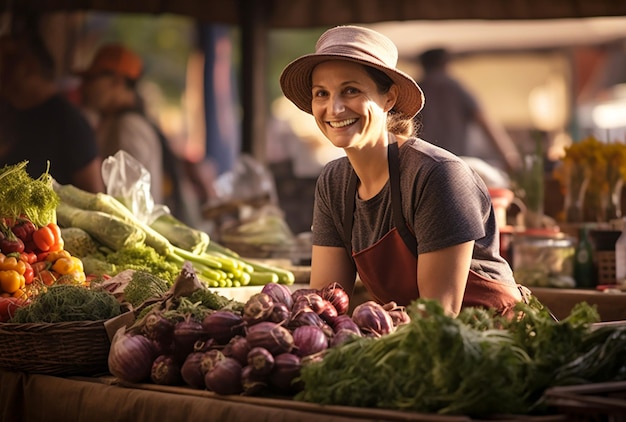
[615,218,626,286]
[574,225,595,289]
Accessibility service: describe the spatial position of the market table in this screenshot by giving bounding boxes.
[0,369,568,422]
[349,282,626,322]
[529,287,626,321]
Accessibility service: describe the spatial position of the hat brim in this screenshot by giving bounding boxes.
[280,53,424,119]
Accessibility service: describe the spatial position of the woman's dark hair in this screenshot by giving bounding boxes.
[362,65,416,137]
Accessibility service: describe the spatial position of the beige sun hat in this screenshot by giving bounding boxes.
[279,25,424,119]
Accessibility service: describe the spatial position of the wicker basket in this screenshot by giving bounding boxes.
[0,319,112,376]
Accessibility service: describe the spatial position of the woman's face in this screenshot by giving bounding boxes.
[311,60,396,150]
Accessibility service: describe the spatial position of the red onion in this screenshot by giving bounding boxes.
[243,293,274,326]
[294,293,325,313]
[321,282,350,315]
[108,332,157,383]
[193,338,215,353]
[151,337,173,357]
[292,325,328,357]
[222,335,251,366]
[291,288,320,303]
[331,328,361,347]
[301,352,325,366]
[291,299,314,316]
[181,352,207,389]
[200,348,226,374]
[318,300,338,324]
[289,309,334,337]
[246,321,294,355]
[174,318,208,362]
[295,293,338,324]
[261,282,294,309]
[151,354,183,385]
[268,302,291,325]
[205,357,243,395]
[388,308,411,326]
[247,346,275,376]
[241,365,268,396]
[289,308,325,328]
[202,310,244,344]
[143,310,175,347]
[351,301,395,337]
[269,353,302,394]
[331,315,361,335]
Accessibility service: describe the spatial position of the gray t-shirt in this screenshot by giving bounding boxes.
[312,138,514,283]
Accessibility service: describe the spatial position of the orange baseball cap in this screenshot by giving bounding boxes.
[78,44,143,81]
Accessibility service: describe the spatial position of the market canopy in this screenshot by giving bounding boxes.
[3,0,626,26]
[2,0,626,157]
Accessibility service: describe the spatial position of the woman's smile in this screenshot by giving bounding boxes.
[328,118,358,128]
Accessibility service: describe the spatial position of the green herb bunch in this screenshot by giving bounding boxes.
[296,298,616,416]
[0,161,59,227]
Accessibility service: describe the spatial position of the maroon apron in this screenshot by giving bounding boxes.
[343,142,524,315]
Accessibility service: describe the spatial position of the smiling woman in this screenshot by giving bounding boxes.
[279,25,530,318]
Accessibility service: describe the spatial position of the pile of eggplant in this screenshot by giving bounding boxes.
[108,282,410,396]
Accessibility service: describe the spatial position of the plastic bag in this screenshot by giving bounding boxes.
[212,154,278,206]
[101,150,169,224]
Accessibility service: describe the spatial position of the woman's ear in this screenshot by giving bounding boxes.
[384,84,399,112]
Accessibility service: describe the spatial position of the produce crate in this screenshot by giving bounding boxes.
[544,381,626,421]
[595,251,616,285]
[0,319,114,377]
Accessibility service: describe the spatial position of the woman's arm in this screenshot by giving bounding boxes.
[417,240,474,317]
[310,245,357,295]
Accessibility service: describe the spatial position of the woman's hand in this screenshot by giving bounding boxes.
[417,241,474,317]
[309,245,357,294]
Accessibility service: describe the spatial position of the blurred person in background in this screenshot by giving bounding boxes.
[77,43,211,225]
[0,32,105,193]
[417,48,522,174]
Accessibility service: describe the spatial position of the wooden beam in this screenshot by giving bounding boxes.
[239,0,269,161]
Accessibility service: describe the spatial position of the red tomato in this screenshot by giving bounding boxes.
[19,251,37,265]
[23,264,34,285]
[38,270,57,286]
[0,297,26,322]
[31,260,51,275]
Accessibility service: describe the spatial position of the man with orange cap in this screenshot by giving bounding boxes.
[78,43,167,205]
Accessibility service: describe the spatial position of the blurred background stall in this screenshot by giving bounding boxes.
[1,1,626,259]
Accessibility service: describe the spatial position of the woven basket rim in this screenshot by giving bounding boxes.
[0,319,109,327]
[0,318,113,376]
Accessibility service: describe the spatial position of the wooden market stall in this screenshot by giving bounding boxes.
[2,2,626,421]
[0,370,572,422]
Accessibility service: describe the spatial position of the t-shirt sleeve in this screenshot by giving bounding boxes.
[312,162,346,248]
[413,160,490,254]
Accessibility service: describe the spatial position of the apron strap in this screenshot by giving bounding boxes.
[388,142,418,258]
[343,169,358,259]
